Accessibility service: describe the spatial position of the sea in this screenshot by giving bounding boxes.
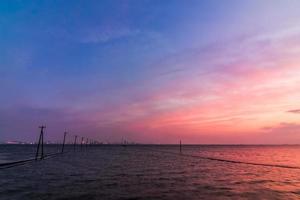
[1,145,300,200]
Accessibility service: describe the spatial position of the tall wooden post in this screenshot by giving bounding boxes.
[73,135,77,151]
[81,137,84,150]
[41,128,44,159]
[61,131,67,153]
[36,126,46,160]
[35,128,42,160]
[180,140,182,154]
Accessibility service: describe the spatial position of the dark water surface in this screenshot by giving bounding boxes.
[1,145,300,200]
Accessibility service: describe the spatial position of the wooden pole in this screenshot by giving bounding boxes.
[41,129,44,159]
[62,131,67,153]
[36,126,46,160]
[73,135,77,151]
[180,140,182,154]
[81,137,84,150]
[35,129,42,160]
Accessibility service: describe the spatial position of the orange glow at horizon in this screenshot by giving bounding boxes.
[87,29,300,143]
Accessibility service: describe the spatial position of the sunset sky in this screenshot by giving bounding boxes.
[1,0,300,144]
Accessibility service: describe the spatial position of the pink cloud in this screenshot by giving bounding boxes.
[89,28,300,143]
[287,109,300,114]
[5,28,300,144]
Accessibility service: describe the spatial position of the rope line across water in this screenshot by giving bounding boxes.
[145,148,300,170]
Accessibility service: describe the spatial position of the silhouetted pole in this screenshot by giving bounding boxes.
[74,135,77,151]
[61,131,67,153]
[86,138,88,149]
[35,128,42,160]
[81,137,84,150]
[41,126,45,159]
[180,140,182,154]
[36,126,46,160]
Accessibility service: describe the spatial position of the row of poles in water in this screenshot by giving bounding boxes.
[35,125,101,160]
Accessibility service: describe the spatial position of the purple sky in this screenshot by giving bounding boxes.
[1,0,300,144]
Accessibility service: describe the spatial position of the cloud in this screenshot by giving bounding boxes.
[262,123,300,134]
[79,27,140,44]
[287,109,300,114]
[2,24,300,144]
[82,26,300,136]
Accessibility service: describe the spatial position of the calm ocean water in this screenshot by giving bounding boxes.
[1,145,300,199]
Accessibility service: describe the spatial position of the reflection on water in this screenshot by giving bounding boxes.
[0,145,300,199]
[190,145,300,167]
